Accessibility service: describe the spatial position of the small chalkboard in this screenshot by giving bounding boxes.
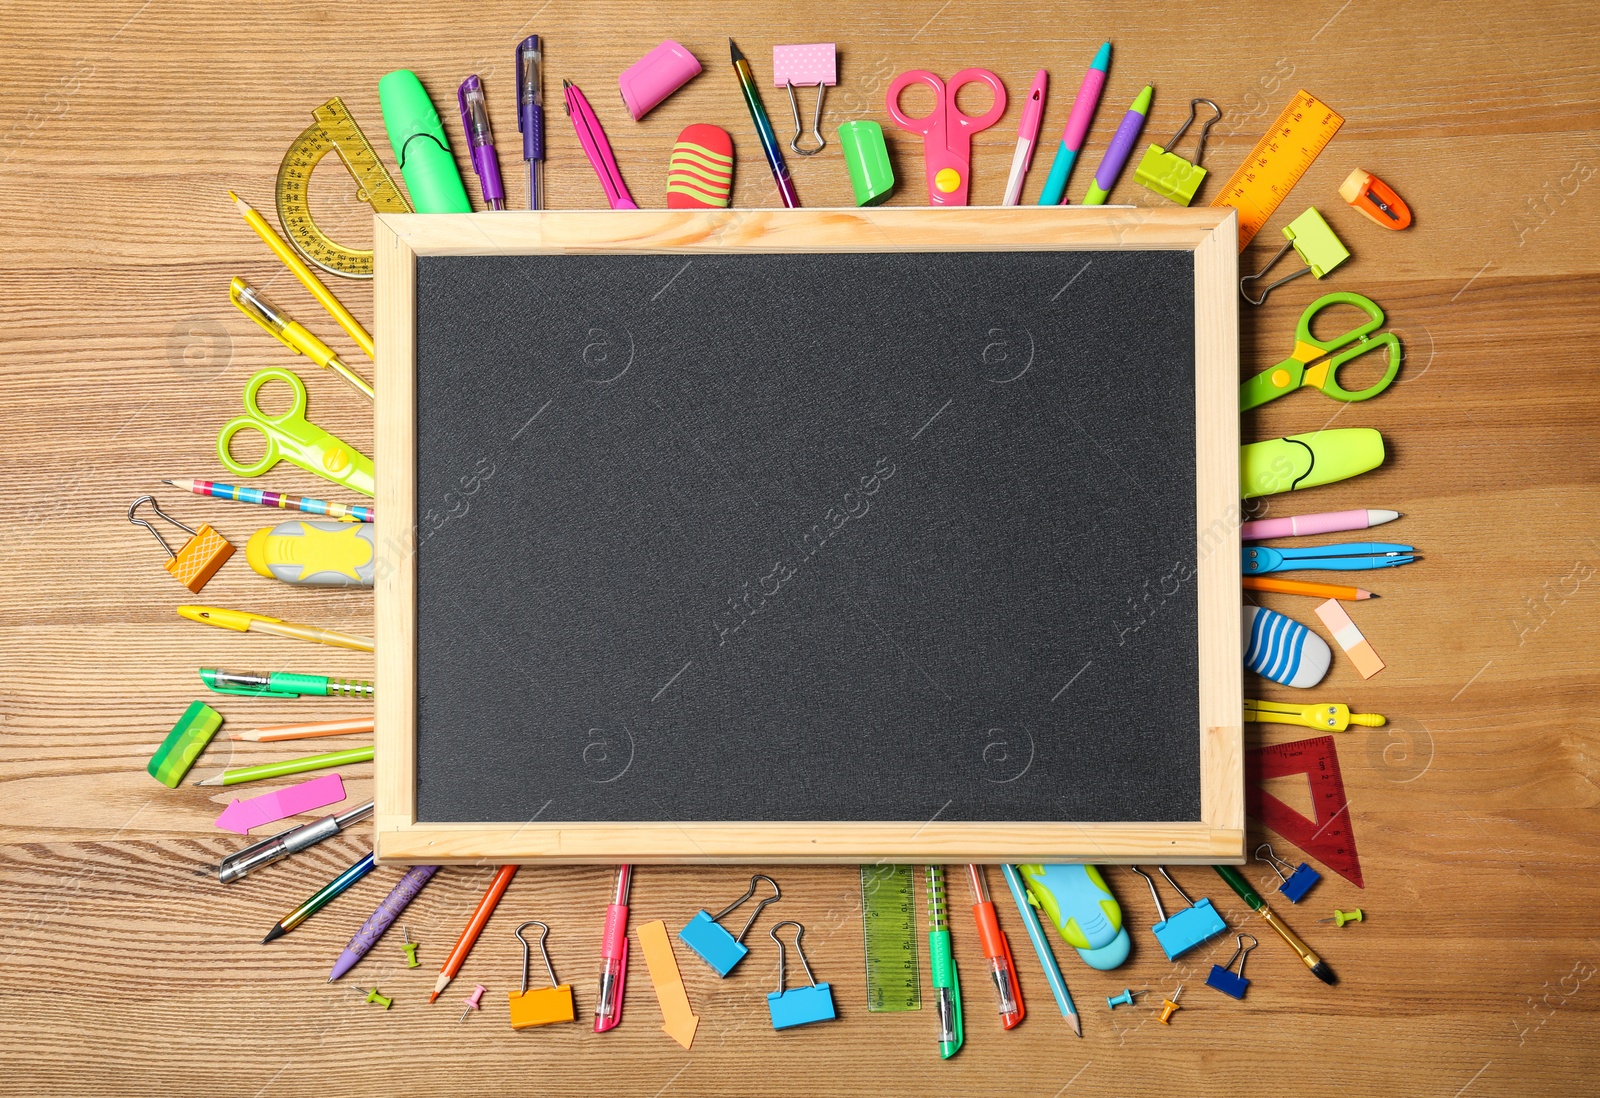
[374,208,1242,864]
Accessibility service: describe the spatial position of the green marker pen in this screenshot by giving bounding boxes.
[926,865,964,1058]
[378,69,472,213]
[200,668,373,700]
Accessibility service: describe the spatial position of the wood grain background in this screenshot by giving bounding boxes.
[2,1,1598,1095]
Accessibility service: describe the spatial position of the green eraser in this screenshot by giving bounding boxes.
[1241,427,1384,498]
[148,700,223,788]
[378,69,471,214]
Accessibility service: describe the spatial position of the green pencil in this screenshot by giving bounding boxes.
[194,746,374,786]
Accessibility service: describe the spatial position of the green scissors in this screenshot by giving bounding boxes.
[1239,292,1403,411]
[217,368,375,496]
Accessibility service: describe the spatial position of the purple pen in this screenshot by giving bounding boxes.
[1082,84,1152,205]
[516,35,545,210]
[328,865,439,981]
[457,75,506,210]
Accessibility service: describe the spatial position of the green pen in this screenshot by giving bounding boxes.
[194,746,374,787]
[926,865,963,1058]
[199,667,373,700]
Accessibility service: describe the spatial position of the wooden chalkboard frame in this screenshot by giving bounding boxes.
[373,207,1242,865]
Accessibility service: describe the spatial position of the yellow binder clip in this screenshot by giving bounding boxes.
[1134,98,1222,206]
[508,921,576,1029]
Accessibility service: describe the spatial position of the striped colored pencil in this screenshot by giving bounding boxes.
[230,717,375,742]
[1243,576,1375,601]
[163,478,373,522]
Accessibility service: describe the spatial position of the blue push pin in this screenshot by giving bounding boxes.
[1256,843,1321,904]
[1205,934,1258,1000]
[1130,866,1228,961]
[679,874,781,977]
[766,921,837,1030]
[1106,988,1144,1010]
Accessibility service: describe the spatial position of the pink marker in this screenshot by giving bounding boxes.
[1002,70,1049,206]
[1037,41,1111,205]
[1241,509,1401,541]
[594,865,631,1032]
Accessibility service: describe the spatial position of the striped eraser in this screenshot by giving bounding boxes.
[1243,605,1331,689]
[1314,598,1385,678]
[666,124,734,209]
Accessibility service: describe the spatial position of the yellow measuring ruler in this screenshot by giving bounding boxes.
[1210,89,1343,251]
[275,97,412,279]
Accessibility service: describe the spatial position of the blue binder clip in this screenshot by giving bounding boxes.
[1256,843,1321,904]
[766,920,837,1030]
[1130,866,1228,961]
[1205,934,1258,999]
[678,874,781,976]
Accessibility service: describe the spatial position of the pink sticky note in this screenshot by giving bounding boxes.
[773,44,837,88]
[214,773,346,835]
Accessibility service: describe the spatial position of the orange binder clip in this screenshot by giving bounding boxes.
[129,495,234,592]
[508,921,576,1029]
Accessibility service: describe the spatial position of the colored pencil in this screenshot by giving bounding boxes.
[1243,576,1375,601]
[163,478,373,523]
[194,746,374,786]
[230,718,375,742]
[431,865,518,1002]
[262,851,376,943]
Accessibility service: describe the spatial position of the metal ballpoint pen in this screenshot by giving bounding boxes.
[594,865,631,1031]
[516,35,545,210]
[457,75,506,210]
[216,800,374,883]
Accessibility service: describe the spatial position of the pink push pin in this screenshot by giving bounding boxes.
[459,983,488,1022]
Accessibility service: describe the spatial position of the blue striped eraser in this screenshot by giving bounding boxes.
[1243,606,1331,688]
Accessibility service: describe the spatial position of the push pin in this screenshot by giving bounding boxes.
[1106,988,1145,1010]
[1322,908,1364,927]
[360,987,393,1010]
[402,925,420,968]
[1205,934,1258,1000]
[679,874,781,976]
[1157,985,1184,1025]
[1129,866,1228,960]
[1256,843,1321,904]
[459,983,487,1022]
[766,921,837,1030]
[507,920,576,1029]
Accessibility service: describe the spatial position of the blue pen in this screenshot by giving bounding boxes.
[1038,42,1110,205]
[1001,864,1081,1035]
[516,35,545,209]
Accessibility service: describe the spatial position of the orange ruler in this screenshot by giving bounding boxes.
[1210,90,1344,250]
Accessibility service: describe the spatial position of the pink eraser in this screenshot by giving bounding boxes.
[773,44,837,88]
[619,40,702,120]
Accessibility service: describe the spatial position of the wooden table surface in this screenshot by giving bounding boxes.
[3,1,1598,1095]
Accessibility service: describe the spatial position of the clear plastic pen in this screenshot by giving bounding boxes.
[457,75,505,210]
[516,35,545,210]
[594,864,631,1031]
[966,864,1024,1028]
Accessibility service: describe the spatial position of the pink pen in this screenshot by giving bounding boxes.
[1003,69,1049,206]
[1241,509,1401,541]
[594,865,631,1032]
[1038,41,1111,205]
[563,79,638,210]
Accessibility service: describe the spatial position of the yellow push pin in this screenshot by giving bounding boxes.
[360,987,393,1010]
[402,925,420,968]
[1157,985,1184,1025]
[1322,908,1365,927]
[507,920,576,1029]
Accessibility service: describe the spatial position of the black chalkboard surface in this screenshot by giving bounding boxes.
[411,248,1199,827]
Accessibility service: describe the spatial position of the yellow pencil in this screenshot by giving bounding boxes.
[228,191,374,360]
[230,717,375,742]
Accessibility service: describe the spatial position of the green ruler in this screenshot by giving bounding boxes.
[861,864,922,1012]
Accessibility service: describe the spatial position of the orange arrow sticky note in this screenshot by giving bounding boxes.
[637,919,698,1049]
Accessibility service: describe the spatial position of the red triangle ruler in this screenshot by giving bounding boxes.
[1246,735,1364,888]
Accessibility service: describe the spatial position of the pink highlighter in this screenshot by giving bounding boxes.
[619,40,702,120]
[594,865,632,1032]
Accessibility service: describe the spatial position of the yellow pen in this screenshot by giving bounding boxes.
[178,605,374,653]
[230,278,375,401]
[228,191,374,360]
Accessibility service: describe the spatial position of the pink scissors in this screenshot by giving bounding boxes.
[886,69,1008,206]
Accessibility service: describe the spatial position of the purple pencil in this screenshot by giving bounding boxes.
[328,865,439,981]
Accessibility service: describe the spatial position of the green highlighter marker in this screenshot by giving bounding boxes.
[1241,427,1386,498]
[379,69,471,213]
[926,866,963,1058]
[200,668,373,700]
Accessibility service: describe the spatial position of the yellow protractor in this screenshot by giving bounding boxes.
[274,97,412,279]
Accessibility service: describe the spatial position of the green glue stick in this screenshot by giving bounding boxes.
[379,70,471,213]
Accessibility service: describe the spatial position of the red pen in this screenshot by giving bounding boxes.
[967,865,1024,1028]
[1002,69,1049,205]
[594,865,631,1032]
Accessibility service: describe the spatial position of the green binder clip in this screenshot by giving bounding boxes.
[1134,98,1221,206]
[1240,207,1350,304]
